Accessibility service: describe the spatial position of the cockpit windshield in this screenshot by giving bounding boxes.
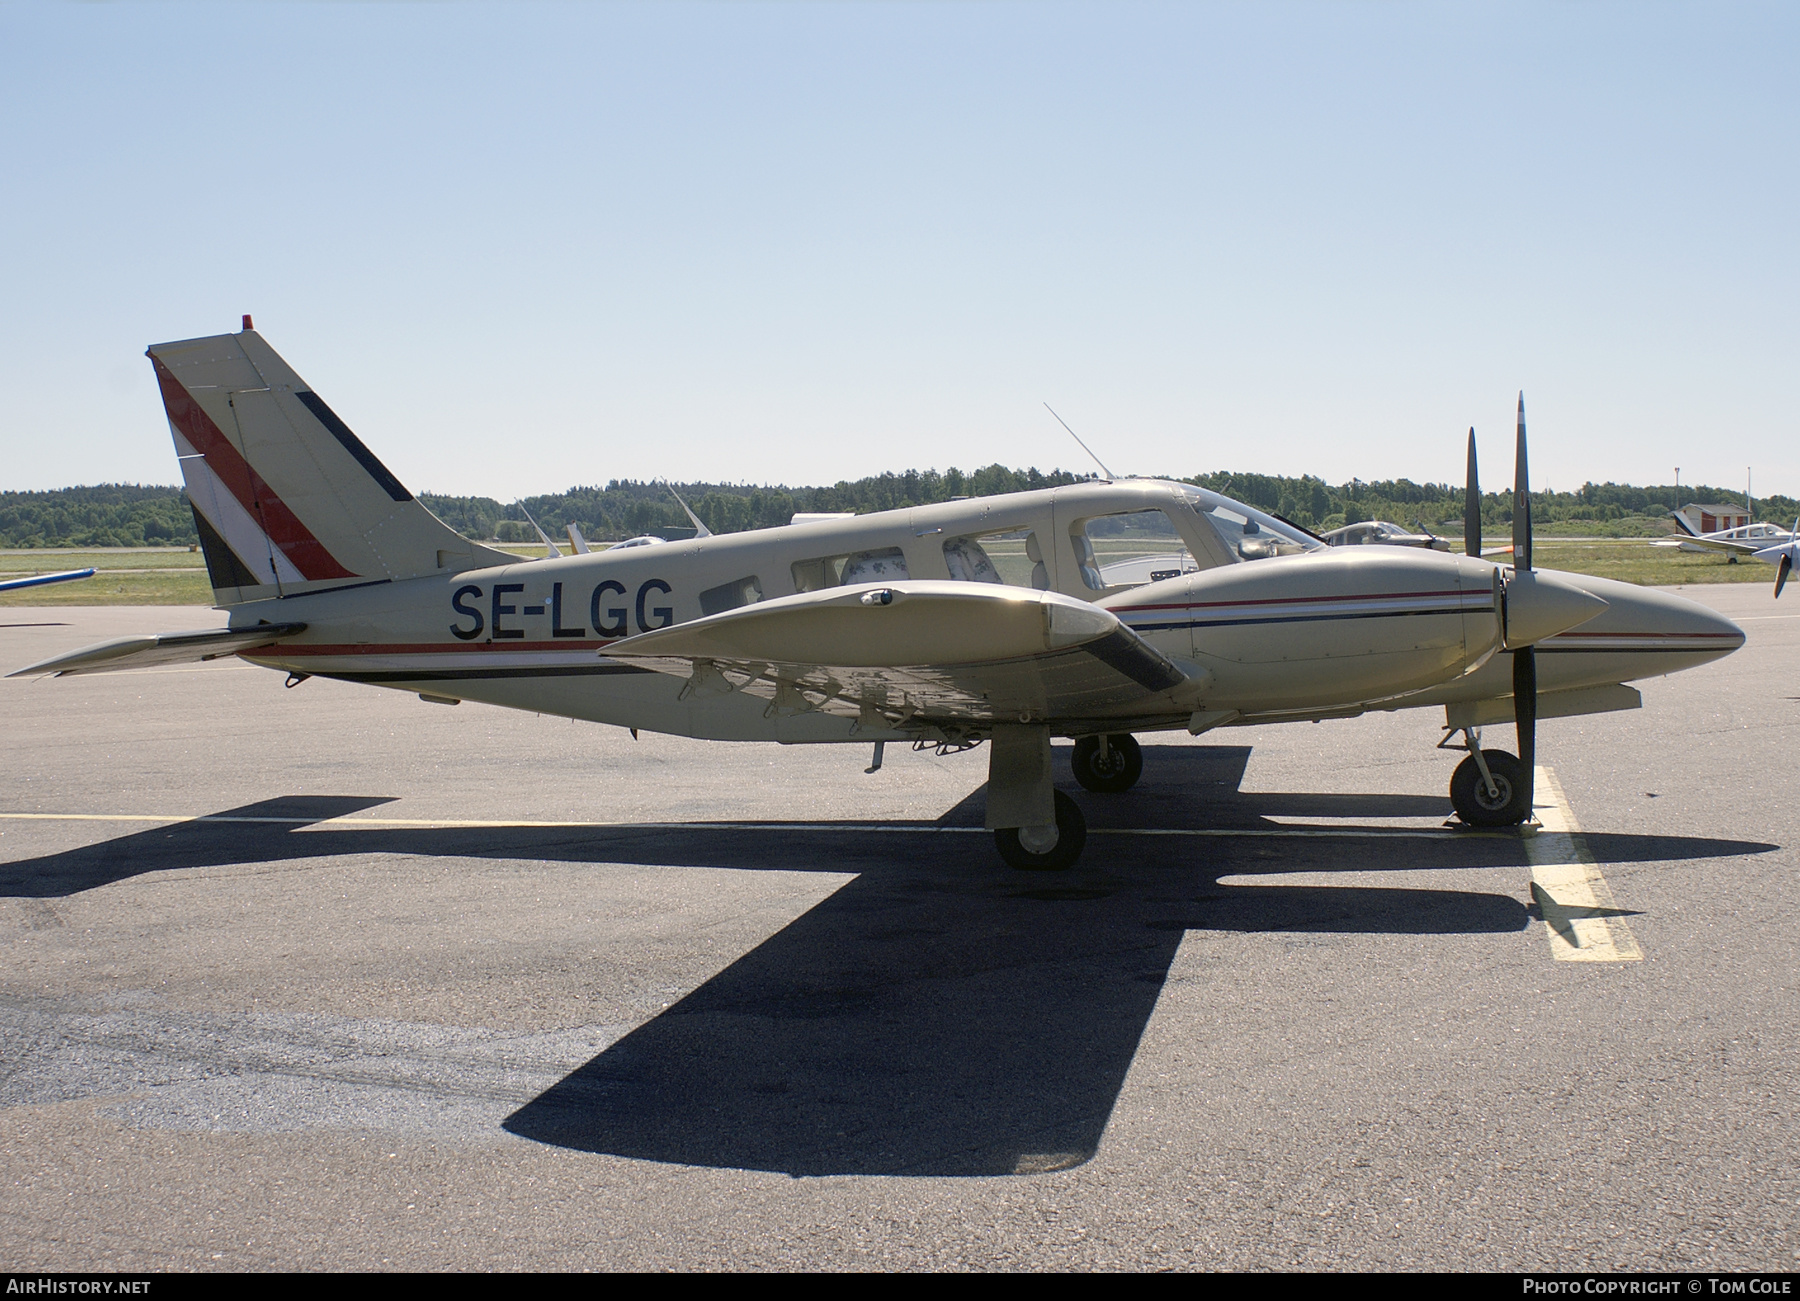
[1174,485,1321,561]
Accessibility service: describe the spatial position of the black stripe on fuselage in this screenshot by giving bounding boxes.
[1125,604,1490,634]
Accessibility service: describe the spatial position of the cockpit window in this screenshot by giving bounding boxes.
[1175,486,1319,561]
[1069,510,1197,590]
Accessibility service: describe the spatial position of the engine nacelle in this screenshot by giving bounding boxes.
[1101,547,1503,714]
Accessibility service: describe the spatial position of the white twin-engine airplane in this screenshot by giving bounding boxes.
[12,326,1746,869]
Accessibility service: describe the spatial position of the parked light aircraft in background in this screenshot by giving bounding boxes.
[1651,516,1796,561]
[0,568,95,595]
[1321,521,1452,551]
[10,327,1746,868]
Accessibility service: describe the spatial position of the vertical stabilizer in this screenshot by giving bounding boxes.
[150,327,514,606]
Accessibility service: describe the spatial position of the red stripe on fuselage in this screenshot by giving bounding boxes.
[153,357,355,582]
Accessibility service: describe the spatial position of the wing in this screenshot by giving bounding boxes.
[603,581,1203,728]
[1650,534,1760,556]
[0,568,95,593]
[8,624,306,678]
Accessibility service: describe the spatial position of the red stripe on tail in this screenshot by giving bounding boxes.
[154,358,354,582]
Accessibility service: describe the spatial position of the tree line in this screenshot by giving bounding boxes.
[2,470,1792,548]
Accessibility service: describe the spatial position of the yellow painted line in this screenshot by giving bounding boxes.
[1524,766,1642,962]
[0,811,1495,839]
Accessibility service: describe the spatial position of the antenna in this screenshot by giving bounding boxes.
[1043,404,1114,481]
[667,484,712,539]
[518,505,562,558]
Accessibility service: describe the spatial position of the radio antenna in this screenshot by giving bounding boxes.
[1044,403,1114,482]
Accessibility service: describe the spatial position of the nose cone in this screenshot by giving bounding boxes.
[1502,569,1609,647]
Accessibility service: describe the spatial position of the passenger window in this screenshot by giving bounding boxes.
[791,548,910,593]
[943,531,1043,587]
[791,555,843,593]
[942,535,1003,583]
[699,575,763,616]
[1070,510,1195,590]
[1026,533,1050,590]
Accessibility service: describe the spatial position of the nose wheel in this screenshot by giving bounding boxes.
[1450,749,1532,826]
[1070,733,1143,793]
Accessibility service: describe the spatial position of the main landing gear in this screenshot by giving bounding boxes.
[1070,733,1143,794]
[986,729,1144,871]
[1442,727,1532,827]
[994,789,1088,871]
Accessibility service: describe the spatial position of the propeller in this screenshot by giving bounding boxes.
[1758,516,1798,598]
[1510,394,1535,816]
[1460,398,1607,827]
[1464,428,1481,559]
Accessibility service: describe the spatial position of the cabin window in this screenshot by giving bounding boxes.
[1069,510,1195,590]
[941,531,1045,587]
[791,548,910,593]
[698,575,763,616]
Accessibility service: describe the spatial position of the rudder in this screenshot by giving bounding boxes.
[150,325,513,605]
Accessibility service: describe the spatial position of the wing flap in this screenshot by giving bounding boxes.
[8,623,306,678]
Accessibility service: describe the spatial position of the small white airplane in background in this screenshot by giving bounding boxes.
[1651,516,1796,561]
[10,326,1746,869]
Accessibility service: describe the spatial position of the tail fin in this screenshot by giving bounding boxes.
[149,327,515,605]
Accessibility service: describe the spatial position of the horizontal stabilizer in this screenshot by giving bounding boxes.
[8,623,305,678]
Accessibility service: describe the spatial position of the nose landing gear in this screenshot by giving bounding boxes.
[1442,726,1533,826]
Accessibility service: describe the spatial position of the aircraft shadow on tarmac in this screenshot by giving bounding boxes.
[3,746,1778,1178]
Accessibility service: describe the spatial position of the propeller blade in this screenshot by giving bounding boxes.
[1465,428,1481,558]
[1779,554,1792,599]
[1513,643,1537,817]
[1512,394,1531,571]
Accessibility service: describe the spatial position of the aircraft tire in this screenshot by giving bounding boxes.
[1450,750,1531,827]
[994,790,1088,871]
[1070,733,1143,793]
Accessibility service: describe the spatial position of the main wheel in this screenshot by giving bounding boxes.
[994,789,1088,871]
[1071,733,1143,793]
[1450,749,1531,827]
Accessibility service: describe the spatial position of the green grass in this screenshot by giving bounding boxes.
[1470,538,1779,587]
[0,548,212,606]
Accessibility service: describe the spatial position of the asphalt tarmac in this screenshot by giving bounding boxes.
[2,587,1795,1270]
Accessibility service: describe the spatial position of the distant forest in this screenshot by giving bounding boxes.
[2,471,1792,549]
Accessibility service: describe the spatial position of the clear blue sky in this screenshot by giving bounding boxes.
[2,2,1794,503]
